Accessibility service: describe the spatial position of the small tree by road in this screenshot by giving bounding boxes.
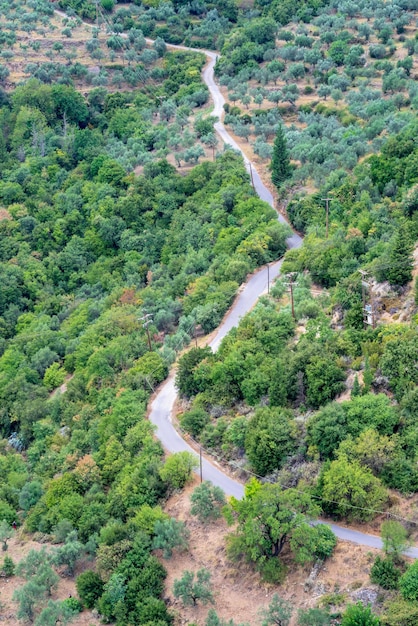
[190,481,226,523]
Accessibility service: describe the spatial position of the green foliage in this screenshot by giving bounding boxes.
[225,480,320,566]
[341,603,380,625]
[52,531,83,576]
[320,455,387,521]
[13,580,46,623]
[385,222,414,286]
[76,570,104,608]
[176,348,213,398]
[43,363,66,392]
[305,358,346,409]
[380,598,418,626]
[152,518,190,558]
[400,561,418,601]
[271,124,291,189]
[19,482,43,512]
[245,407,296,475]
[370,556,400,590]
[35,599,81,625]
[257,558,288,584]
[180,407,210,438]
[289,523,337,565]
[159,452,198,491]
[101,0,115,10]
[381,520,410,561]
[173,568,214,606]
[16,548,52,579]
[307,395,399,460]
[1,554,15,576]
[35,562,60,596]
[130,505,168,536]
[190,481,226,523]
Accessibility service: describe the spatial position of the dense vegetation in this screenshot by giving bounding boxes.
[1,0,418,624]
[0,22,290,620]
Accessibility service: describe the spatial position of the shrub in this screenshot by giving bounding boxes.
[258,558,287,584]
[152,518,189,558]
[190,482,226,523]
[76,570,104,608]
[400,561,418,601]
[180,408,210,438]
[62,597,83,613]
[1,555,15,576]
[159,452,198,490]
[370,556,400,590]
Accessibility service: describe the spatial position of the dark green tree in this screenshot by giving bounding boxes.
[370,556,400,590]
[271,124,291,190]
[76,570,104,608]
[400,561,418,601]
[386,222,414,286]
[180,407,210,438]
[176,347,212,398]
[245,407,296,475]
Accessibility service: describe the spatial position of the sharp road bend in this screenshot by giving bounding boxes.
[55,6,418,558]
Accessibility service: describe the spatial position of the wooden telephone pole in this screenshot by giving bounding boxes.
[322,197,331,239]
[139,313,153,350]
[359,270,375,329]
[284,274,298,320]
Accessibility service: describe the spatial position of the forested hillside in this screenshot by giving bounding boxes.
[1,0,418,625]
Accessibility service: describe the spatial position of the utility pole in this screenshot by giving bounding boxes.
[284,274,298,320]
[322,197,331,239]
[139,313,153,350]
[248,162,255,190]
[267,263,270,294]
[194,324,198,348]
[199,447,203,483]
[358,270,376,329]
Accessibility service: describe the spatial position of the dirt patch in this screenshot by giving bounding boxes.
[161,482,387,626]
[0,536,101,626]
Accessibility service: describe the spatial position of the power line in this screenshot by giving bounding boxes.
[181,429,418,526]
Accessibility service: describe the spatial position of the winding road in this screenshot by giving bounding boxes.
[55,6,418,558]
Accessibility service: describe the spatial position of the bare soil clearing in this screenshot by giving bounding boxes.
[162,482,391,626]
[0,536,101,626]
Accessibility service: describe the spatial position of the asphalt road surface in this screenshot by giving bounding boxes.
[55,7,417,558]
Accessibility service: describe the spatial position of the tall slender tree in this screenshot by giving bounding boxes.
[271,123,291,189]
[386,221,414,286]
